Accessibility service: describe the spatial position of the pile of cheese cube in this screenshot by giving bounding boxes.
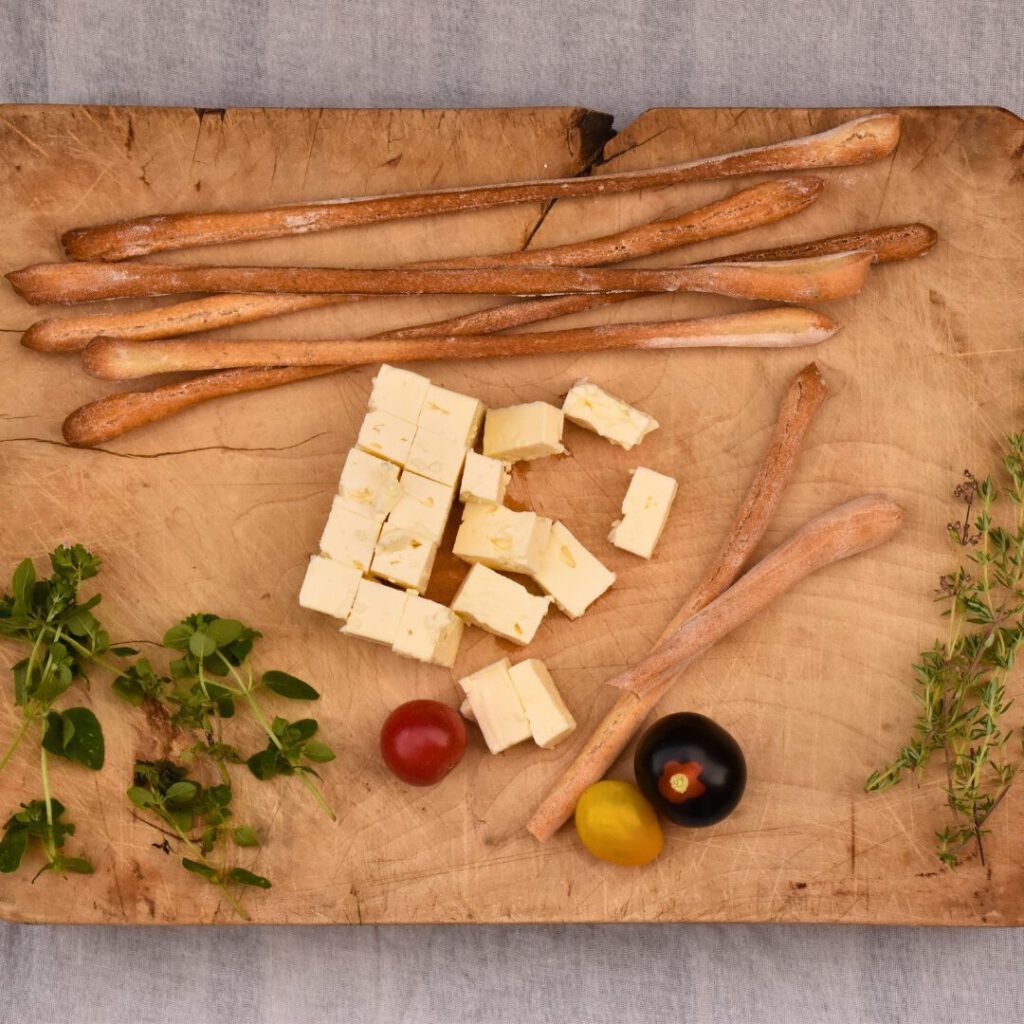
[299,365,679,680]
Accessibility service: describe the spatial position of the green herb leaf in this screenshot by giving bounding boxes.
[11,558,35,615]
[233,826,260,848]
[188,632,217,659]
[41,708,105,771]
[302,741,336,764]
[262,670,319,701]
[182,857,218,881]
[207,618,244,647]
[0,826,28,873]
[227,867,271,889]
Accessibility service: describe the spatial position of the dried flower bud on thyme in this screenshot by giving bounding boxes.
[866,434,1024,868]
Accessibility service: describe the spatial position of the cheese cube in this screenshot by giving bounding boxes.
[532,522,615,619]
[392,593,464,667]
[608,467,678,559]
[319,498,383,572]
[483,402,565,462]
[386,471,455,542]
[417,383,484,446]
[508,659,577,749]
[368,364,431,423]
[356,409,416,466]
[405,426,468,487]
[457,659,531,754]
[452,503,552,576]
[298,555,362,620]
[451,564,551,645]
[341,578,409,646]
[337,447,402,519]
[562,379,659,450]
[459,451,511,505]
[370,528,438,593]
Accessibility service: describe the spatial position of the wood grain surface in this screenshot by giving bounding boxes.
[0,103,1021,925]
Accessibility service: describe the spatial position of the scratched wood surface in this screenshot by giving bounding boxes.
[0,104,1021,925]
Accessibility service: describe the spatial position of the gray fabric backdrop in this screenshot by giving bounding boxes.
[1,1,1022,1022]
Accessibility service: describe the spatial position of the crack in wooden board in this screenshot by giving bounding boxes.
[0,104,1022,926]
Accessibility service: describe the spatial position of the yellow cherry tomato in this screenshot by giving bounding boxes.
[574,780,664,866]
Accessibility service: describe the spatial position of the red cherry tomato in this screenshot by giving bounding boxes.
[380,700,467,786]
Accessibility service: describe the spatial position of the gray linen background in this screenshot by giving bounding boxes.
[1,1,1022,1022]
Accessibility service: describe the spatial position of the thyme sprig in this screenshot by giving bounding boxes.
[867,435,1024,867]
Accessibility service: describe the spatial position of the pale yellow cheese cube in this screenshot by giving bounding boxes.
[608,467,678,559]
[341,578,409,646]
[392,593,464,667]
[356,409,416,466]
[368,364,431,422]
[508,659,577,749]
[298,555,362,620]
[457,658,531,754]
[459,451,511,505]
[370,528,438,593]
[337,447,402,519]
[562,379,659,450]
[387,471,455,542]
[450,564,550,645]
[532,521,615,619]
[483,402,565,462]
[452,503,552,576]
[417,383,485,446]
[404,426,468,487]
[319,497,383,572]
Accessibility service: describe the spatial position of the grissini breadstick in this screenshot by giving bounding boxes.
[20,176,824,351]
[81,308,839,380]
[712,222,938,265]
[60,113,900,260]
[8,252,873,305]
[527,362,827,841]
[61,294,624,447]
[527,494,903,840]
[608,494,904,699]
[23,219,935,355]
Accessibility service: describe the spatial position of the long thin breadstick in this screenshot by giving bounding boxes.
[610,494,904,699]
[21,176,824,351]
[81,308,839,380]
[61,114,900,260]
[713,222,937,265]
[61,294,623,447]
[527,362,828,840]
[527,494,903,841]
[8,252,873,305]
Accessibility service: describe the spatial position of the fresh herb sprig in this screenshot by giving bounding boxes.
[0,545,127,877]
[867,435,1024,867]
[128,760,268,921]
[114,614,336,820]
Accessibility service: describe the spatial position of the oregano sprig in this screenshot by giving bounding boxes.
[867,434,1024,867]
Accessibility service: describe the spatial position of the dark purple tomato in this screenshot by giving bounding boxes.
[634,713,746,827]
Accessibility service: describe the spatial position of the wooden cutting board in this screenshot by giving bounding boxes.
[0,103,1021,925]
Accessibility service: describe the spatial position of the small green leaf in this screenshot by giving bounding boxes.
[164,781,200,805]
[189,632,217,659]
[0,827,28,873]
[109,646,139,657]
[302,741,336,764]
[207,618,244,647]
[206,785,233,809]
[233,826,260,848]
[55,856,94,875]
[227,867,271,889]
[42,708,105,771]
[163,622,195,650]
[126,786,156,810]
[261,671,320,701]
[181,858,218,881]
[246,747,286,781]
[289,719,320,742]
[11,558,35,614]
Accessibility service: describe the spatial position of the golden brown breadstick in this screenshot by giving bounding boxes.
[20,294,341,353]
[61,114,900,260]
[21,176,824,351]
[713,222,938,265]
[8,252,873,305]
[81,308,839,380]
[608,494,904,699]
[61,294,619,447]
[527,362,828,840]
